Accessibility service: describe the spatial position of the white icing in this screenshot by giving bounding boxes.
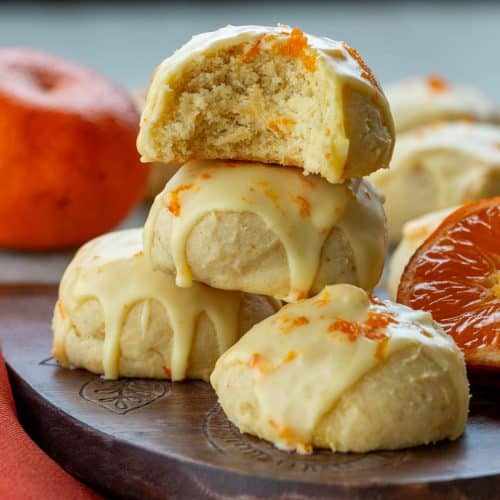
[212,284,469,453]
[58,229,244,380]
[144,161,386,301]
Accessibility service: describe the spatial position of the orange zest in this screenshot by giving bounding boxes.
[165,184,193,216]
[248,353,263,368]
[328,319,359,341]
[343,43,379,89]
[398,197,500,369]
[328,311,393,359]
[270,27,317,72]
[241,37,263,62]
[427,74,450,92]
[282,350,298,363]
[274,315,310,334]
[266,117,296,138]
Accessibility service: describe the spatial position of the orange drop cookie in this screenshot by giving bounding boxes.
[52,229,279,381]
[143,160,387,301]
[370,122,500,242]
[386,75,499,133]
[211,284,469,454]
[398,197,500,370]
[137,25,394,184]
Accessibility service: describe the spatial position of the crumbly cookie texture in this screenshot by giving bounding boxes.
[132,88,180,200]
[211,284,469,454]
[137,25,394,184]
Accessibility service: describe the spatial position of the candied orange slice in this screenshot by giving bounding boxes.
[398,197,500,370]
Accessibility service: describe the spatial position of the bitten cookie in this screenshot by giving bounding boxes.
[133,88,180,200]
[369,122,500,242]
[137,25,394,184]
[386,75,499,133]
[144,160,387,301]
[211,284,469,454]
[52,229,279,381]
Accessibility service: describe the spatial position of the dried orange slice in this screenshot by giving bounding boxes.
[398,197,500,370]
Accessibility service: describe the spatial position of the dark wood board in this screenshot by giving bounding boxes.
[1,285,500,499]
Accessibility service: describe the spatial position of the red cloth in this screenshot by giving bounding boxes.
[0,350,100,500]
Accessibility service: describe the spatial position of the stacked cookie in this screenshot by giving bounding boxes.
[52,26,470,454]
[53,25,392,381]
[138,25,393,302]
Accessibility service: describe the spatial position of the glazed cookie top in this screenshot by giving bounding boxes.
[57,229,247,380]
[211,284,469,454]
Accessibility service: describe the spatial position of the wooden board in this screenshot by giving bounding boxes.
[1,284,500,499]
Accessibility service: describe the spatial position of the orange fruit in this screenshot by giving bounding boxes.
[398,197,500,370]
[0,48,149,250]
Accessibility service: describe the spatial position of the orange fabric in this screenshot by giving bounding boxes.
[0,350,100,499]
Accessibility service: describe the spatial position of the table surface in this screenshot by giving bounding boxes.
[1,0,500,283]
[2,285,499,499]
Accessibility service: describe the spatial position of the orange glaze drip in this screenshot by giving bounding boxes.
[427,74,450,92]
[343,43,379,89]
[398,198,500,356]
[271,27,317,72]
[166,184,193,216]
[163,366,172,378]
[294,196,310,217]
[199,172,212,180]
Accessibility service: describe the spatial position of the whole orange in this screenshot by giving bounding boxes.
[0,48,149,250]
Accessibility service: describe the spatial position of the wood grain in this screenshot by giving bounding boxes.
[1,285,500,499]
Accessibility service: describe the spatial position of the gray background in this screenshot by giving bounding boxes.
[1,1,499,283]
[2,1,499,97]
